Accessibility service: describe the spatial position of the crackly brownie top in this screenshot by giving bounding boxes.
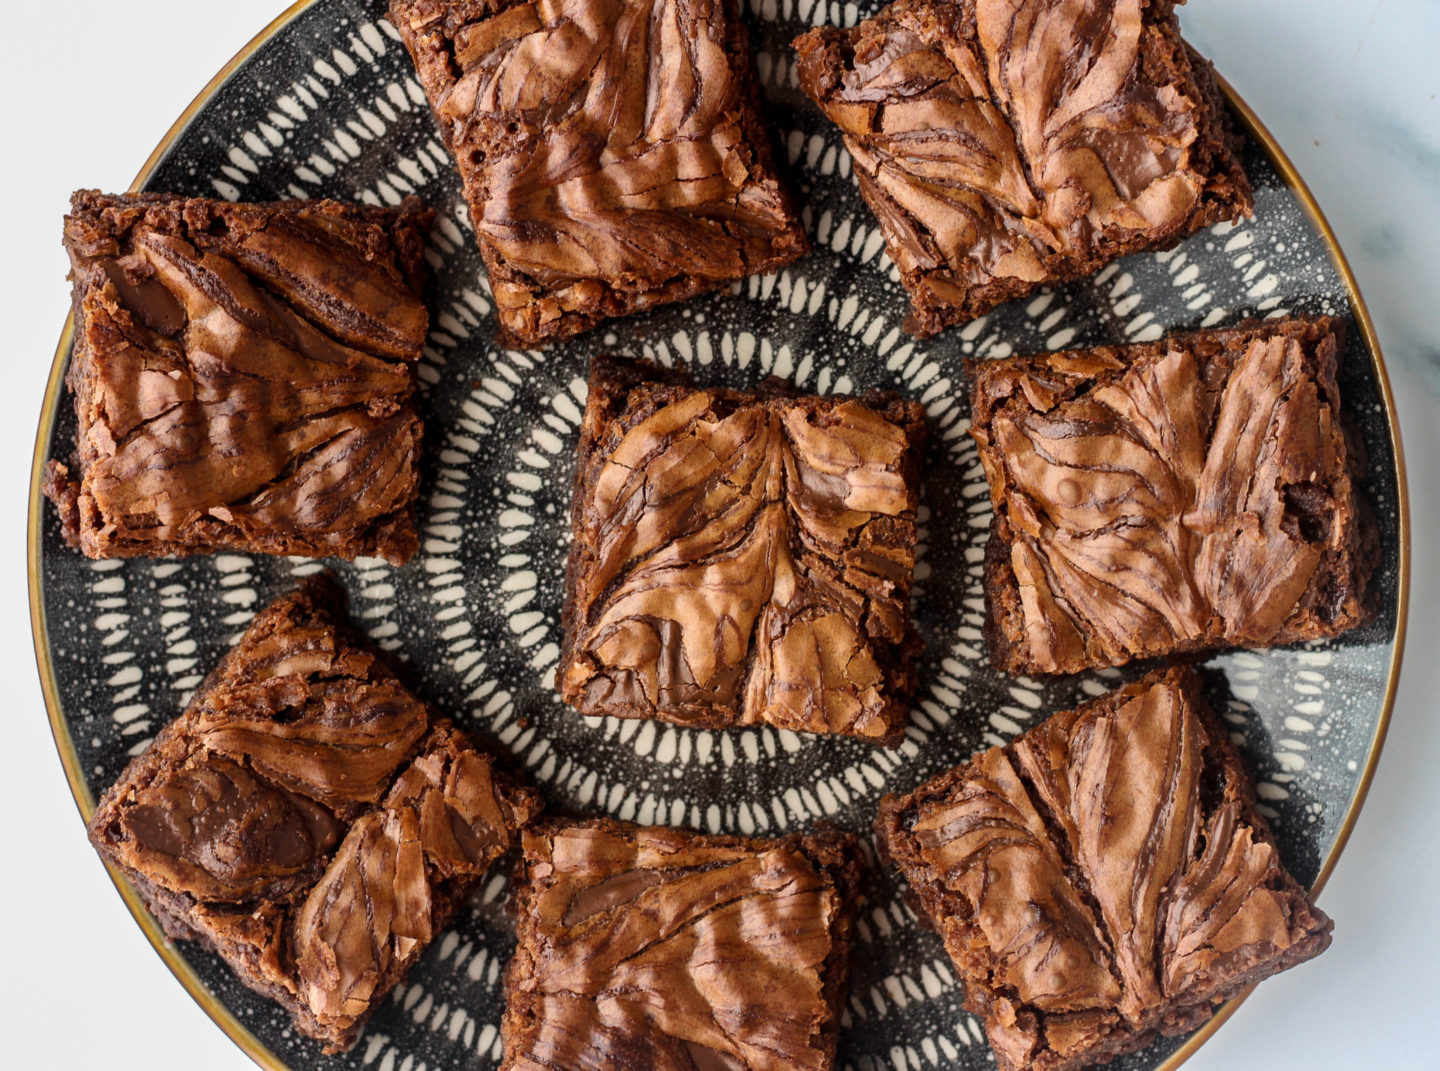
[504,819,858,1071]
[794,0,1246,312]
[970,318,1367,675]
[89,582,540,1044]
[560,358,925,743]
[389,0,805,312]
[878,668,1332,1071]
[56,191,431,562]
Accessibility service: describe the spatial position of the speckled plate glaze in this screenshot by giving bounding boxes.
[29,2,1408,1070]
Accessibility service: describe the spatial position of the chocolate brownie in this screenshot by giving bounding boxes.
[45,190,432,565]
[875,667,1333,1071]
[387,0,808,347]
[87,580,542,1053]
[968,317,1377,676]
[501,817,861,1071]
[557,356,926,745]
[794,0,1252,337]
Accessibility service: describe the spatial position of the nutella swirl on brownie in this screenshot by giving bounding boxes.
[876,668,1334,1071]
[795,0,1252,336]
[558,356,926,745]
[46,191,432,564]
[88,581,542,1053]
[389,0,808,346]
[502,818,862,1071]
[968,317,1378,676]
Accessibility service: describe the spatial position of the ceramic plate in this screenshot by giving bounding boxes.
[29,2,1408,1069]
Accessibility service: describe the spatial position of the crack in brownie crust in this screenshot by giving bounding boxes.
[87,580,542,1053]
[501,817,861,1071]
[875,667,1333,1071]
[388,0,809,347]
[968,316,1378,676]
[45,191,433,564]
[794,0,1252,336]
[558,356,925,745]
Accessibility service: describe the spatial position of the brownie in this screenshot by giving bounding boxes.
[87,580,542,1053]
[45,190,433,565]
[794,0,1253,337]
[387,0,808,348]
[501,817,861,1071]
[557,355,926,745]
[875,667,1333,1071]
[968,317,1378,677]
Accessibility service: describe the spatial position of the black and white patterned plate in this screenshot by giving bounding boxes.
[29,2,1407,1070]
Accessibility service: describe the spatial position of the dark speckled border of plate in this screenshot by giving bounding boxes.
[29,3,1408,1070]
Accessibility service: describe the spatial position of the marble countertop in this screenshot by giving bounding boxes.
[1,2,1435,1068]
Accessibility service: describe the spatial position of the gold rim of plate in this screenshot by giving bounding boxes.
[25,5,1412,1068]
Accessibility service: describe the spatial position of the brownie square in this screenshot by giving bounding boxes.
[558,356,926,745]
[501,817,861,1071]
[794,0,1252,337]
[875,667,1333,1071]
[87,579,542,1053]
[968,317,1377,676]
[45,190,432,565]
[387,0,808,347]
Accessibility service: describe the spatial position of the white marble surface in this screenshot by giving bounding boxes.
[0,1,1435,1068]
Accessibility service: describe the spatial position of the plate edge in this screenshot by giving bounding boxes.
[1152,72,1411,1071]
[27,3,321,1070]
